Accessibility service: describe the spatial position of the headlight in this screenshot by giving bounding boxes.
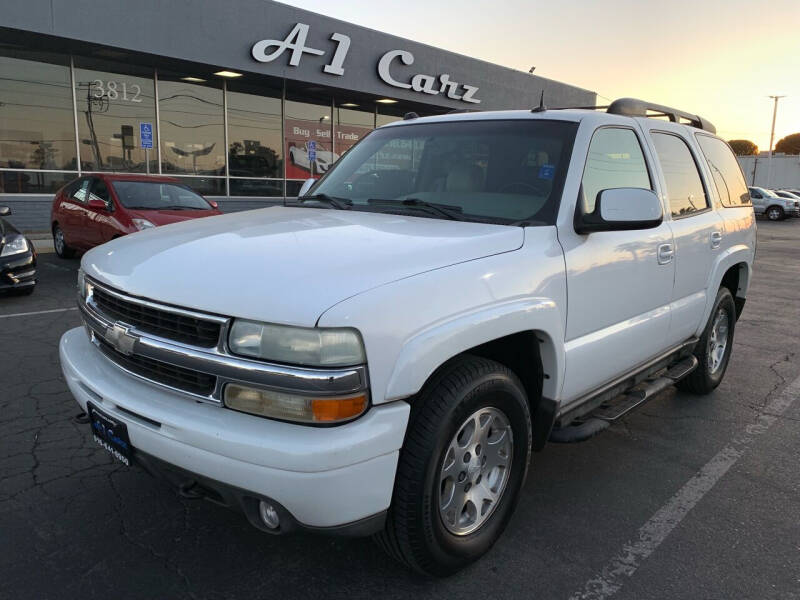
[228,319,366,367]
[224,383,368,424]
[132,218,156,231]
[0,234,29,257]
[77,268,91,299]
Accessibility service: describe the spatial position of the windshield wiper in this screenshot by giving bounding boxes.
[368,198,465,221]
[299,193,352,210]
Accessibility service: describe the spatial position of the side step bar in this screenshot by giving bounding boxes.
[549,355,698,443]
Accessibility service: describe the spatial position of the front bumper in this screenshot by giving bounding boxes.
[60,327,409,532]
[0,250,36,290]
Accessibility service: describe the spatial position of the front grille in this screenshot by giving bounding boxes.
[96,337,217,397]
[91,286,221,347]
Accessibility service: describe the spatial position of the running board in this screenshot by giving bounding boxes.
[549,355,698,442]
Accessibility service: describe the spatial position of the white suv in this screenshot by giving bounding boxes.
[60,98,756,576]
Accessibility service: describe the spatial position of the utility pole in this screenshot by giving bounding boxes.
[766,95,785,189]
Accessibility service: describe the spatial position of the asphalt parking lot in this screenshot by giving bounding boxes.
[2,221,799,600]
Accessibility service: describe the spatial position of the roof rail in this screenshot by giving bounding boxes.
[607,98,716,134]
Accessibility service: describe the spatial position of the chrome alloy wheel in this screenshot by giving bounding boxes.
[767,207,782,220]
[707,307,730,374]
[438,407,513,536]
[54,228,65,254]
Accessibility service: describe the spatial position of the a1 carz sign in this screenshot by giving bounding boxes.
[251,23,481,104]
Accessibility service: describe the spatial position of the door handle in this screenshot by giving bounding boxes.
[710,231,722,249]
[657,243,674,265]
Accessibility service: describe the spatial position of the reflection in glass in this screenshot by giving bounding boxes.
[651,132,708,217]
[169,176,225,196]
[285,96,332,181]
[229,178,283,197]
[227,84,282,178]
[0,170,76,194]
[581,128,651,212]
[334,105,373,156]
[0,52,76,170]
[159,78,225,175]
[74,62,157,172]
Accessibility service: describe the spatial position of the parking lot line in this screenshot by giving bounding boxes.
[569,373,800,600]
[0,307,78,320]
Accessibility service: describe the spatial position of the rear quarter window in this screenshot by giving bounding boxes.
[695,135,751,207]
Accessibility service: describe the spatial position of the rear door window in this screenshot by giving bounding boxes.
[71,179,90,203]
[88,178,111,206]
[651,132,709,218]
[695,135,751,207]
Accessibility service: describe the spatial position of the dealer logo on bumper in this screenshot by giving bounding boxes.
[104,324,137,356]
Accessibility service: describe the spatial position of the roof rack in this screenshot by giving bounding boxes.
[606,98,716,134]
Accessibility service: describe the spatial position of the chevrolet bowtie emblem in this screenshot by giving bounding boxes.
[105,323,137,356]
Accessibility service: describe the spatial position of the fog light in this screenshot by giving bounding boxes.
[259,500,280,529]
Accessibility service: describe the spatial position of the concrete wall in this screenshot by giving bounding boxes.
[737,155,800,189]
[0,197,284,233]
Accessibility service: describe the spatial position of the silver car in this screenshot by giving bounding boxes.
[748,186,800,220]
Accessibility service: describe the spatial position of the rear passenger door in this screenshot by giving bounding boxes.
[61,178,91,248]
[643,125,724,345]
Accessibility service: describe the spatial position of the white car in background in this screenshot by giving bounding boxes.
[748,186,800,220]
[289,142,339,173]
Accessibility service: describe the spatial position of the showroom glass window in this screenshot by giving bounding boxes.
[0,48,76,173]
[284,89,332,193]
[334,104,374,157]
[158,74,225,177]
[73,57,157,173]
[227,80,283,197]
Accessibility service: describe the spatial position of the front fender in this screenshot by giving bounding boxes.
[385,298,564,402]
[316,226,568,406]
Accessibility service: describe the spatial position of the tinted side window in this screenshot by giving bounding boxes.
[71,179,90,203]
[651,133,709,218]
[581,128,651,212]
[696,135,752,207]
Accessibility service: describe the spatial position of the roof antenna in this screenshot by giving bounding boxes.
[531,90,546,113]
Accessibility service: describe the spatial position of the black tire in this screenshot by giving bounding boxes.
[53,225,75,258]
[766,205,785,221]
[678,287,736,394]
[375,355,532,576]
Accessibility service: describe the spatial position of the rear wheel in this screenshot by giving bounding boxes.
[375,355,532,576]
[766,205,785,221]
[53,225,75,258]
[678,287,736,394]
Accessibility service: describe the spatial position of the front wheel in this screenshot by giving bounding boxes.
[375,355,532,576]
[766,205,785,221]
[678,287,736,394]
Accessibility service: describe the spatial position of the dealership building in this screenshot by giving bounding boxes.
[1,0,595,231]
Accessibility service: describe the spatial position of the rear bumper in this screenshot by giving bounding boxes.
[60,327,409,531]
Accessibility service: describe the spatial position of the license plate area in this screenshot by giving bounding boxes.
[87,401,132,466]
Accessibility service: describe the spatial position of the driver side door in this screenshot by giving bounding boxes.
[558,125,675,404]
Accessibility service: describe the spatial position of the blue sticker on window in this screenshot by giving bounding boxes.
[538,164,555,180]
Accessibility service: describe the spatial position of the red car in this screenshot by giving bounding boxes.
[51,174,222,258]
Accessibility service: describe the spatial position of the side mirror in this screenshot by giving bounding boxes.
[298,178,316,197]
[208,199,219,209]
[0,206,10,217]
[575,188,662,234]
[87,198,108,210]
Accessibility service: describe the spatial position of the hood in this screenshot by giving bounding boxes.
[83,206,523,326]
[126,208,221,226]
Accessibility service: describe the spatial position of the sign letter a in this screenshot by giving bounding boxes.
[252,23,325,66]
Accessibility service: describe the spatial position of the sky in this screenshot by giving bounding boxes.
[278,0,800,152]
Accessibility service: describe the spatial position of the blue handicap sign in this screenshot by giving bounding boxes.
[538,164,555,180]
[140,122,153,149]
[308,140,316,162]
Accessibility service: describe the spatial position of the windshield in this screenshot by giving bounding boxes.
[111,181,213,210]
[308,119,578,225]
